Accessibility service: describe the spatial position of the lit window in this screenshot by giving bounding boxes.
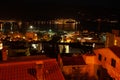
[98,54,102,61]
[114,40,117,46]
[0,42,3,50]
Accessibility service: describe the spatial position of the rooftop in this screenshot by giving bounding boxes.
[0,56,65,80]
[109,46,120,58]
[0,55,49,63]
[62,55,86,66]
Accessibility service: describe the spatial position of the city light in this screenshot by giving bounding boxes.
[0,3,119,80]
[30,25,33,29]
[0,41,3,50]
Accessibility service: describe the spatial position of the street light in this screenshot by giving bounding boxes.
[29,25,33,32]
[30,25,33,29]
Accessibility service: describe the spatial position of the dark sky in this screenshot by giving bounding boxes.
[0,0,116,11]
[9,0,114,7]
[0,0,118,11]
[1,0,114,7]
[0,0,119,20]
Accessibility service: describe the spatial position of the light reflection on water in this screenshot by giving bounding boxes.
[37,24,80,31]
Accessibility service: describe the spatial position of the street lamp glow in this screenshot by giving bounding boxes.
[30,25,33,29]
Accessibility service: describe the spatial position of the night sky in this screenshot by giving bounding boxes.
[1,0,115,7]
[0,0,119,20]
[0,0,114,8]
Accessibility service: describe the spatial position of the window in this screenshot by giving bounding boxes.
[98,54,102,61]
[111,59,116,68]
[104,57,106,61]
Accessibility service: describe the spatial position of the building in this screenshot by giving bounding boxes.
[54,18,78,31]
[112,30,120,47]
[105,30,120,48]
[0,56,65,80]
[0,20,22,33]
[105,32,114,47]
[94,46,120,80]
[114,36,120,47]
[61,55,86,80]
[60,54,98,80]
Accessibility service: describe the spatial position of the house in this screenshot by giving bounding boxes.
[61,55,87,80]
[59,54,99,80]
[0,56,65,80]
[94,46,120,80]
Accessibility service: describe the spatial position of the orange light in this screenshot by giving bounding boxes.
[0,42,3,50]
[114,40,117,46]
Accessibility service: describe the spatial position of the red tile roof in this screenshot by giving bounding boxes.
[0,56,65,80]
[43,60,65,80]
[109,46,120,58]
[62,56,86,66]
[0,63,36,80]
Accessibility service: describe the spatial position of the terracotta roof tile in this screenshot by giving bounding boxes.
[0,57,65,80]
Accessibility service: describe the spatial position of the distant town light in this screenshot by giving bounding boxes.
[65,45,69,53]
[84,37,92,40]
[66,39,71,43]
[114,40,117,46]
[23,36,25,39]
[0,41,3,50]
[49,29,52,32]
[110,20,118,23]
[32,44,37,49]
[92,43,95,48]
[30,25,33,29]
[35,33,37,36]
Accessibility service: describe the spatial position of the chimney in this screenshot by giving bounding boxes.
[36,61,44,80]
[57,53,63,70]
